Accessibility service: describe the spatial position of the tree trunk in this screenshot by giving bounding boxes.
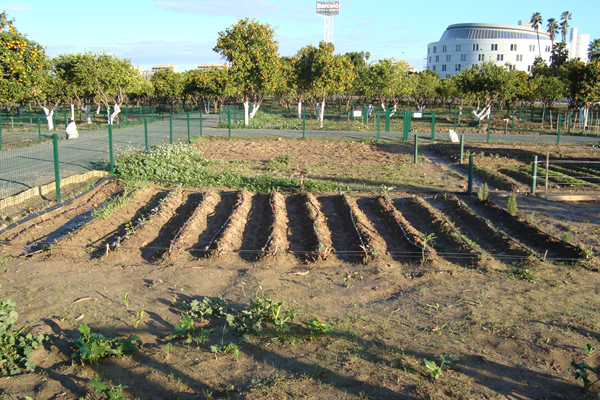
[42,107,57,131]
[297,101,302,120]
[580,107,589,130]
[317,101,326,128]
[109,104,121,125]
[549,109,553,130]
[82,105,92,124]
[243,101,249,126]
[249,103,260,119]
[70,104,75,121]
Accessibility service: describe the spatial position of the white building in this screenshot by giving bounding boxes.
[426,20,590,78]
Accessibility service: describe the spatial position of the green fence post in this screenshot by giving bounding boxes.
[385,109,390,132]
[125,106,128,123]
[467,155,474,194]
[453,108,457,130]
[530,107,534,122]
[144,119,149,153]
[108,125,114,175]
[64,112,68,128]
[519,107,522,120]
[376,113,381,141]
[302,106,306,140]
[151,106,154,119]
[460,135,464,164]
[414,135,418,164]
[504,119,508,134]
[557,114,562,145]
[531,156,538,195]
[199,109,203,137]
[53,112,56,131]
[567,114,571,133]
[169,115,173,144]
[487,117,491,143]
[228,108,231,139]
[430,113,435,141]
[37,116,41,143]
[511,111,515,131]
[139,106,142,120]
[187,112,191,143]
[29,105,32,131]
[52,133,61,203]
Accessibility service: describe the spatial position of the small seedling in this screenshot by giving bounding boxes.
[586,343,598,355]
[132,309,144,329]
[92,378,127,400]
[423,354,459,379]
[210,343,240,361]
[572,360,600,393]
[72,324,140,365]
[169,314,209,345]
[477,182,489,202]
[124,292,129,307]
[302,317,336,341]
[148,279,164,288]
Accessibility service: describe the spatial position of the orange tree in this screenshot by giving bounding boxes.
[151,69,184,114]
[563,59,600,129]
[0,12,46,106]
[184,68,235,113]
[292,41,355,128]
[213,18,280,125]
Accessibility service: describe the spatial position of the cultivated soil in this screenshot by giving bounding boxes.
[2,139,600,400]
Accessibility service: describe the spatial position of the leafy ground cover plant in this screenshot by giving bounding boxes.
[572,360,600,394]
[302,317,337,341]
[72,324,141,365]
[169,313,209,346]
[0,285,49,375]
[423,354,459,379]
[92,378,128,400]
[477,182,489,202]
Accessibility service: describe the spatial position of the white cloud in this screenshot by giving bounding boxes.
[0,4,35,13]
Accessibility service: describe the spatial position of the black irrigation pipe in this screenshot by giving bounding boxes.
[168,191,204,253]
[434,210,482,256]
[305,192,323,253]
[204,190,245,251]
[341,193,369,257]
[0,176,113,240]
[382,196,430,254]
[111,188,178,250]
[261,191,277,253]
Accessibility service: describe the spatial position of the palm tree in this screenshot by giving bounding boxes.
[560,11,572,43]
[547,18,558,49]
[530,12,543,57]
[589,38,600,62]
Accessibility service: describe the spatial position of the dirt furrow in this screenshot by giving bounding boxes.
[394,196,479,267]
[284,193,318,261]
[50,187,160,259]
[356,196,425,263]
[428,194,532,262]
[265,191,290,259]
[306,192,333,260]
[317,194,365,263]
[214,191,252,258]
[463,196,584,261]
[237,192,275,261]
[343,194,384,260]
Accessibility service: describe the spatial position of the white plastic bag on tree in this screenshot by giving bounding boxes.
[448,129,459,143]
[66,121,79,139]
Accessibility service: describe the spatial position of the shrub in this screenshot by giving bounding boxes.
[507,193,517,215]
[477,182,489,202]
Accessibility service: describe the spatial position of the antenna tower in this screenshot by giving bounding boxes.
[316,1,340,43]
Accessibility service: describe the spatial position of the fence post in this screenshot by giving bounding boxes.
[169,115,173,144]
[511,111,515,131]
[531,156,538,195]
[518,107,522,120]
[37,116,41,143]
[376,113,380,141]
[460,135,464,164]
[53,134,61,203]
[108,125,114,175]
[453,108,457,130]
[199,109,203,137]
[228,108,231,140]
[557,114,562,145]
[486,116,491,143]
[504,119,508,134]
[187,111,191,143]
[144,119,149,153]
[567,114,571,133]
[467,155,474,195]
[125,106,128,124]
[430,113,435,141]
[302,106,306,140]
[385,109,390,132]
[414,135,418,164]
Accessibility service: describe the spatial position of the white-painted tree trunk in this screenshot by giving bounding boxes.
[317,101,326,128]
[367,104,374,116]
[249,103,260,119]
[472,105,491,121]
[203,100,210,114]
[109,104,121,125]
[389,104,398,118]
[297,101,302,119]
[580,107,589,130]
[82,105,92,124]
[96,105,101,114]
[42,106,58,130]
[380,102,386,113]
[70,104,75,121]
[243,101,249,126]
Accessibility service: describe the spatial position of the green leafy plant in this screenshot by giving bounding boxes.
[92,378,128,400]
[420,232,436,262]
[0,285,49,375]
[507,193,517,215]
[210,342,240,361]
[423,354,459,379]
[587,343,598,355]
[513,268,536,282]
[184,296,229,321]
[132,309,144,329]
[169,313,209,345]
[572,360,600,393]
[72,324,140,365]
[302,317,337,341]
[477,182,489,202]
[266,153,294,171]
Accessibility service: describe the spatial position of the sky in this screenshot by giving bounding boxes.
[3,0,599,73]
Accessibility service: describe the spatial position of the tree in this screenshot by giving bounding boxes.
[547,18,558,49]
[0,12,46,106]
[530,12,543,58]
[531,56,553,77]
[365,58,409,114]
[563,59,600,130]
[559,11,572,43]
[184,68,235,113]
[54,53,98,124]
[588,39,600,62]
[28,58,65,130]
[533,75,565,128]
[408,70,439,111]
[151,69,184,114]
[550,42,569,76]
[292,41,355,128]
[213,18,281,125]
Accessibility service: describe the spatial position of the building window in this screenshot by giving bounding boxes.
[510,44,517,51]
[428,48,430,54]
[435,55,439,62]
[429,56,431,63]
[472,64,477,68]
[433,46,436,53]
[497,54,504,61]
[461,54,467,61]
[478,54,485,61]
[442,45,447,52]
[455,64,461,71]
[527,65,531,71]
[432,65,436,71]
[545,45,551,52]
[456,44,462,51]
[446,55,451,61]
[473,44,479,51]
[491,44,498,51]
[529,44,535,51]
[516,54,523,61]
[446,74,451,78]
[442,64,447,71]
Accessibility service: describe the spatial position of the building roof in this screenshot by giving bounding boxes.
[440,23,551,41]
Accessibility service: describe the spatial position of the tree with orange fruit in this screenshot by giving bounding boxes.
[0,12,46,107]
